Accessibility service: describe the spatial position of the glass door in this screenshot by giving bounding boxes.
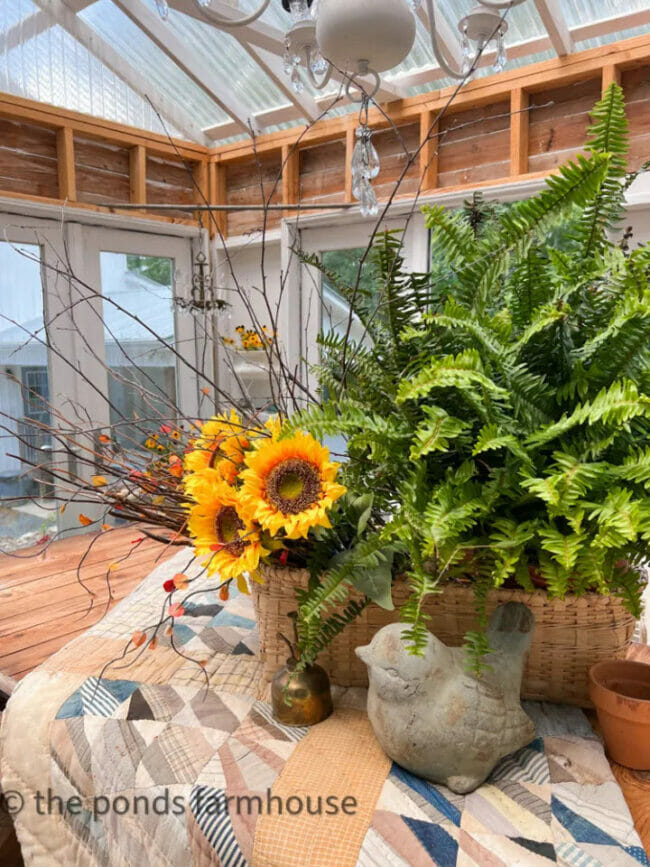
[0,238,57,549]
[83,227,199,448]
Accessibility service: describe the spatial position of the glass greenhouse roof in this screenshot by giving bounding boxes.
[1,0,649,145]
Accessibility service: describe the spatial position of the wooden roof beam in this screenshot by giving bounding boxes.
[534,0,573,57]
[417,3,463,71]
[239,43,320,124]
[387,8,650,92]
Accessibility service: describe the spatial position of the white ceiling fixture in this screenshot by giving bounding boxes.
[151,0,530,212]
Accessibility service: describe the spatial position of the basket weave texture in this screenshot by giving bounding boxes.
[251,565,637,707]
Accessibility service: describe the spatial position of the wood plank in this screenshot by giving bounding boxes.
[129,144,147,207]
[0,91,205,160]
[602,64,622,94]
[281,143,300,213]
[209,160,228,239]
[345,123,355,204]
[420,109,438,192]
[510,88,529,177]
[56,126,76,200]
[0,527,176,681]
[211,31,650,161]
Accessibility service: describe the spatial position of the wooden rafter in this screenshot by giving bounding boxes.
[387,8,650,91]
[417,3,462,70]
[111,0,253,134]
[239,43,320,124]
[534,0,573,57]
[30,0,210,145]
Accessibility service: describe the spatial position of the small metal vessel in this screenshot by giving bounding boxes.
[271,659,334,727]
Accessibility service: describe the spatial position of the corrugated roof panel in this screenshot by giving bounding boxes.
[80,0,230,128]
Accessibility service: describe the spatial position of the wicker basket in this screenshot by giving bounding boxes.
[251,565,638,707]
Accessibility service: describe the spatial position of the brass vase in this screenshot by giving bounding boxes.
[271,659,333,727]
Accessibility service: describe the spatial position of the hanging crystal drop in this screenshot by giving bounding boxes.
[310,48,329,76]
[288,0,311,22]
[154,0,169,20]
[291,65,304,94]
[493,28,507,73]
[351,125,380,214]
[283,37,293,76]
[197,0,212,6]
[408,0,422,11]
[358,178,379,218]
[461,23,472,76]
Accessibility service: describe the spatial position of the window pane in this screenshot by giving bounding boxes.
[0,240,55,549]
[100,252,177,449]
[321,247,377,343]
[319,248,378,460]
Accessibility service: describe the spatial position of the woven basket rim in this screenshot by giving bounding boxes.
[256,564,637,605]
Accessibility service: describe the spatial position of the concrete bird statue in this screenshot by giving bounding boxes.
[355,602,535,794]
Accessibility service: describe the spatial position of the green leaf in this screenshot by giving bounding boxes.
[342,548,395,610]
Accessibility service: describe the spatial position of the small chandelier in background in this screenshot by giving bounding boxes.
[173,251,228,316]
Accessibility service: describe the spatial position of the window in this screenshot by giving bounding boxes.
[100,252,177,449]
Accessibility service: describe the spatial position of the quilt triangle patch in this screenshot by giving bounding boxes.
[509,837,556,862]
[402,816,459,867]
[391,764,462,827]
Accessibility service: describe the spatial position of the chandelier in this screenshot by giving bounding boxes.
[154,0,528,215]
[173,251,228,316]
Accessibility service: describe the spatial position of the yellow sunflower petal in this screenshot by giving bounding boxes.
[240,429,346,539]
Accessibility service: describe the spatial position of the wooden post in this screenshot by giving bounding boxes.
[56,127,77,201]
[602,64,621,95]
[281,143,300,213]
[510,87,529,178]
[129,144,147,210]
[419,109,439,192]
[345,122,356,203]
[192,158,209,223]
[209,159,228,239]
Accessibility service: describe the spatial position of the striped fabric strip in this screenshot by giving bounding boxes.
[555,841,605,866]
[252,701,309,743]
[79,677,120,717]
[190,786,247,867]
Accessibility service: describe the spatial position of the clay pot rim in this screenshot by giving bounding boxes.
[589,660,650,723]
[590,659,650,700]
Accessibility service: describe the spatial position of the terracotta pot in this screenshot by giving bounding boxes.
[589,659,650,769]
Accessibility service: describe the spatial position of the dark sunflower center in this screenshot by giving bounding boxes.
[266,458,321,515]
[215,506,246,554]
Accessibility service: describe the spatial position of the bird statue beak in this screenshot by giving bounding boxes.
[355,644,369,664]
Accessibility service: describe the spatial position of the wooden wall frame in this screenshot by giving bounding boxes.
[0,32,649,238]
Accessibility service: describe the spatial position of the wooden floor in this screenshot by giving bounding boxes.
[0,527,176,682]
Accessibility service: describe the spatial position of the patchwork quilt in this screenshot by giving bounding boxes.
[1,550,648,866]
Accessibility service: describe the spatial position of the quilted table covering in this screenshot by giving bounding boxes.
[1,550,648,867]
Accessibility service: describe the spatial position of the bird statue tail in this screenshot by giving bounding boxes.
[485,602,534,701]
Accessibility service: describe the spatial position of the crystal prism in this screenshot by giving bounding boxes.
[493,29,507,73]
[154,0,169,20]
[358,178,379,217]
[310,49,329,76]
[291,66,304,94]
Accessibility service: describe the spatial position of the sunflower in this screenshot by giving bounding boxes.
[240,431,346,539]
[184,409,249,484]
[187,478,267,584]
